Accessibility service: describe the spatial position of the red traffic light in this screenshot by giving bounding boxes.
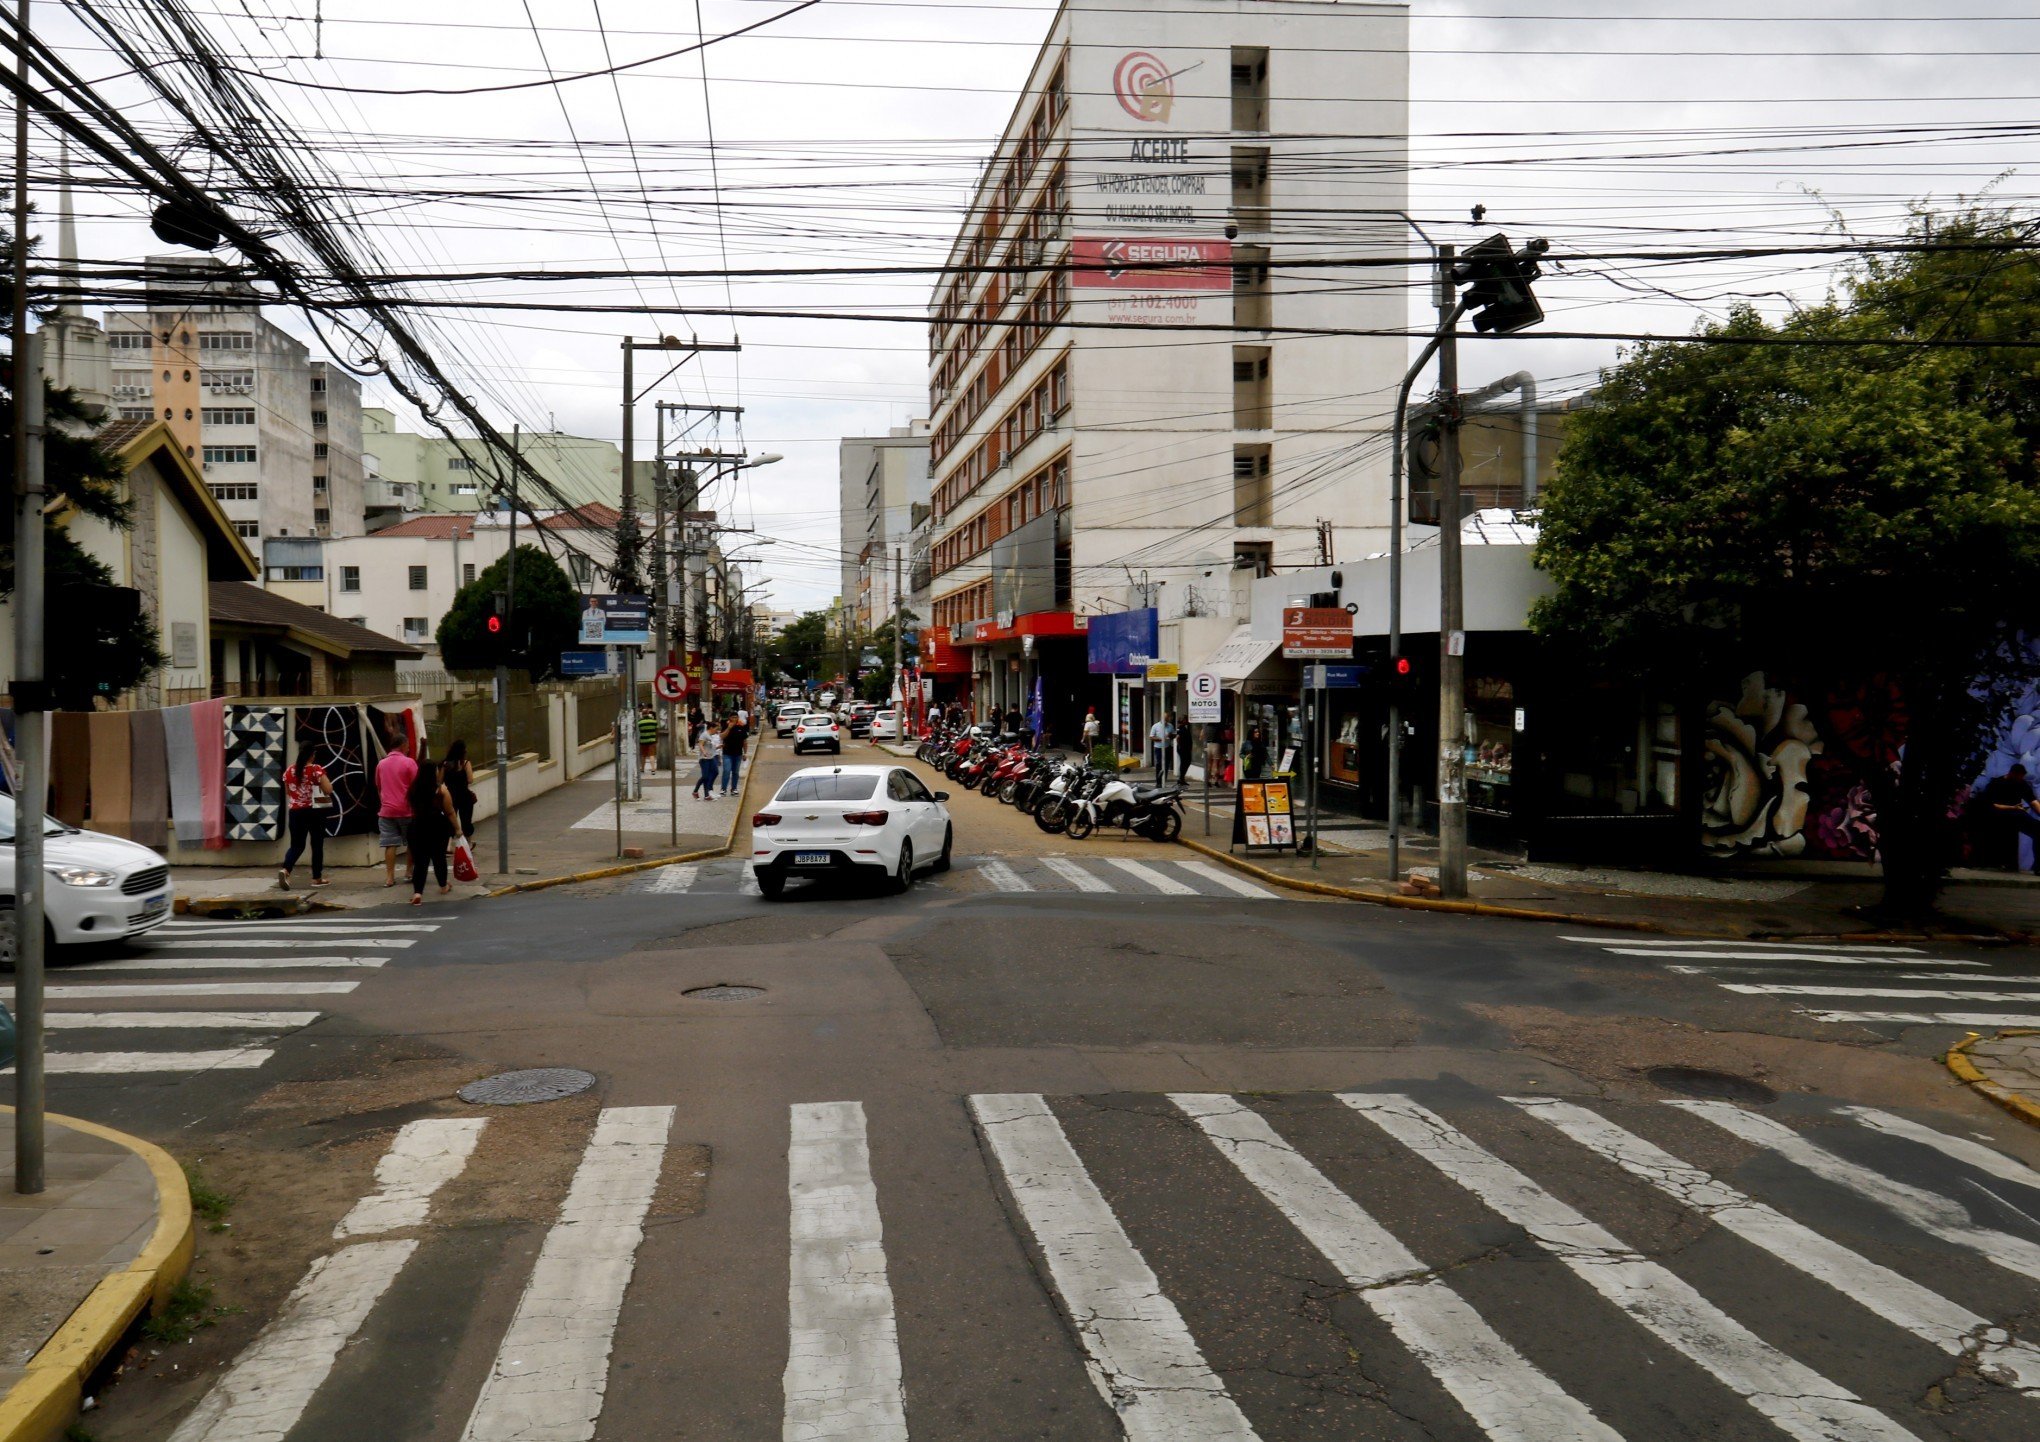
[486,615,503,634]
[1394,656,1413,677]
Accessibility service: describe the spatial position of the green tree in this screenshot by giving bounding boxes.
[763,608,831,686]
[1532,208,2040,914]
[3,221,166,707]
[858,610,919,703]
[436,544,582,678]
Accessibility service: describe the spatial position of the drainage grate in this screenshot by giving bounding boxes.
[684,984,766,1001]
[1645,1065,1777,1106]
[458,1067,598,1106]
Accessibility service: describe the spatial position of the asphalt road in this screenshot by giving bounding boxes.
[31,735,2040,1442]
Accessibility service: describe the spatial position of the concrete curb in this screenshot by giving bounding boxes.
[1944,1030,2040,1130]
[487,755,757,897]
[0,1107,194,1442]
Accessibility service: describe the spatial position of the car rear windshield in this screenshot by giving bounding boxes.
[774,774,881,802]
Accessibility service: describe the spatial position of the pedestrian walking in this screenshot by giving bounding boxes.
[1149,714,1171,779]
[277,750,334,890]
[375,736,417,888]
[694,722,722,799]
[721,714,749,795]
[638,705,660,775]
[442,738,476,843]
[1983,763,2040,871]
[1080,706,1100,753]
[1242,724,1268,780]
[405,756,460,905]
[1173,712,1193,782]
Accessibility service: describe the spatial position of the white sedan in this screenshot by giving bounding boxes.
[867,709,900,740]
[773,703,812,737]
[790,713,842,755]
[1,793,173,965]
[750,765,952,898]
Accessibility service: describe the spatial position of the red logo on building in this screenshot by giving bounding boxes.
[1113,51,1175,123]
[1072,237,1232,290]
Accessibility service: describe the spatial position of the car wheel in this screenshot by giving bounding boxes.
[892,842,914,894]
[933,825,952,873]
[757,870,786,900]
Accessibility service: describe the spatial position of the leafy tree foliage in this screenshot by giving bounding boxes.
[1532,206,2040,913]
[762,608,832,684]
[436,544,583,678]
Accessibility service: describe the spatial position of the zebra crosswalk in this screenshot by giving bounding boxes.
[1564,933,2040,1031]
[7,916,431,1077]
[159,1087,2040,1440]
[635,853,1288,901]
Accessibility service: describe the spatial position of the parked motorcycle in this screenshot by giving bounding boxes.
[1064,774,1185,842]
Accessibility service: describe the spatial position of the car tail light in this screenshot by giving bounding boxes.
[753,812,781,826]
[842,810,889,826]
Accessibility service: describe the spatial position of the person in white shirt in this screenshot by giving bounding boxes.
[693,725,722,799]
[1149,717,1171,778]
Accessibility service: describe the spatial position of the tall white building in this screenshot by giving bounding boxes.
[924,0,1408,729]
[838,424,931,633]
[104,257,367,548]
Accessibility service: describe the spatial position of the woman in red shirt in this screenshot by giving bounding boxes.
[279,753,336,890]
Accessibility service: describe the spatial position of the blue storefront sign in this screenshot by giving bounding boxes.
[1086,607,1158,674]
[1304,663,1367,689]
[559,650,613,677]
[579,593,650,647]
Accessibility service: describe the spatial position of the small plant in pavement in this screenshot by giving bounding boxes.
[141,1279,238,1345]
[183,1163,232,1233]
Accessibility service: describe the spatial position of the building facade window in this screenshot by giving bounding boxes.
[314,509,330,527]
[233,520,260,539]
[202,445,258,465]
[108,332,150,350]
[450,482,478,497]
[314,442,328,459]
[118,406,154,420]
[310,376,327,394]
[311,410,328,428]
[341,566,361,592]
[203,370,254,394]
[408,565,428,590]
[403,617,430,641]
[447,456,476,471]
[197,331,254,351]
[267,565,323,582]
[201,406,256,425]
[462,562,476,585]
[209,482,259,502]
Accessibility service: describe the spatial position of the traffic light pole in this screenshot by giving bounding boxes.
[1435,247,1470,900]
[494,426,517,876]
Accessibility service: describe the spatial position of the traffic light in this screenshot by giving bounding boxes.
[1385,654,1422,708]
[1454,233,1550,335]
[485,590,507,663]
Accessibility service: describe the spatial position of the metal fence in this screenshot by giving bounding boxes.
[424,676,551,768]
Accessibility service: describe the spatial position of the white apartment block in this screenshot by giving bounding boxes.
[104,258,367,552]
[838,424,931,632]
[926,0,1408,654]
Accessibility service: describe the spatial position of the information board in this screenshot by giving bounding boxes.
[1231,780,1296,852]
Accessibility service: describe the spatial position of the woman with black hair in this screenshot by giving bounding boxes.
[443,738,477,844]
[406,757,460,905]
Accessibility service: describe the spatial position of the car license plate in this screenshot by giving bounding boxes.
[794,851,831,866]
[141,893,168,916]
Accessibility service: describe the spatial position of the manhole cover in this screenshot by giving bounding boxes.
[1645,1065,1777,1106]
[458,1067,598,1106]
[684,984,766,1001]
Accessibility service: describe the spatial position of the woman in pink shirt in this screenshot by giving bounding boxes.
[376,745,418,888]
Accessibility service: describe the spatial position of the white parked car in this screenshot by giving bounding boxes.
[868,709,900,740]
[750,765,952,898]
[774,702,812,737]
[791,713,843,755]
[0,793,173,964]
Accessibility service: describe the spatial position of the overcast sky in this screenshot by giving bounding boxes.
[34,0,2040,611]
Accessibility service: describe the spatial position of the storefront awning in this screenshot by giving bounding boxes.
[1195,624,1283,685]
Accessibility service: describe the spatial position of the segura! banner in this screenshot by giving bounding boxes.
[1072,237,1232,328]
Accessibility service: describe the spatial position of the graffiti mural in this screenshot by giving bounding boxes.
[1701,673,1824,856]
[294,704,377,837]
[1968,672,2040,869]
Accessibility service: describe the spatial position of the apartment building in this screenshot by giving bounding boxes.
[837,424,932,632]
[103,257,367,549]
[357,407,650,515]
[924,0,1407,733]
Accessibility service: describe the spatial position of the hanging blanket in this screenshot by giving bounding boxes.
[191,697,228,848]
[129,709,169,850]
[224,705,288,842]
[294,704,376,837]
[164,701,202,843]
[86,712,132,839]
[51,712,91,827]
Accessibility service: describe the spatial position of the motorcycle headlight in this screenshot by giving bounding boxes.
[48,865,117,888]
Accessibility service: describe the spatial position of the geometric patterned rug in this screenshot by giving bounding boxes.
[224,705,287,841]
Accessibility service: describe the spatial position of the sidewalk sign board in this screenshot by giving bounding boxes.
[1303,663,1365,689]
[580,593,651,646]
[1231,780,1296,852]
[560,650,612,677]
[1186,670,1222,724]
[1282,606,1350,659]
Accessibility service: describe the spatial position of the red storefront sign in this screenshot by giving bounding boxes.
[1281,607,1352,659]
[711,668,755,693]
[1071,237,1231,290]
[952,610,1090,647]
[921,628,970,675]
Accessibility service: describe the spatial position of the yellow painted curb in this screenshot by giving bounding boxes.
[1944,1029,2040,1130]
[488,748,758,897]
[0,1107,193,1442]
[1173,835,1673,933]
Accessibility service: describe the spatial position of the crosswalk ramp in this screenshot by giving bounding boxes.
[635,853,1287,900]
[1563,934,2040,1031]
[164,1088,2040,1440]
[6,916,432,1078]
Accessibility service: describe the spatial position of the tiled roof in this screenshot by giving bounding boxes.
[209,581,423,656]
[538,502,620,531]
[95,417,153,452]
[371,514,477,540]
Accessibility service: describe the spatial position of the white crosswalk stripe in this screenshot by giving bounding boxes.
[1560,935,1922,953]
[1342,1093,1918,1442]
[630,853,1287,902]
[1512,1096,2040,1391]
[971,1093,1260,1440]
[40,917,418,1075]
[1837,1106,2040,1190]
[1173,1094,1620,1440]
[1805,1009,2040,1026]
[1671,1098,2040,1278]
[1101,857,1199,896]
[1722,983,2040,1002]
[1171,858,1281,899]
[335,1119,490,1240]
[644,863,700,893]
[1038,855,1113,892]
[974,858,1034,892]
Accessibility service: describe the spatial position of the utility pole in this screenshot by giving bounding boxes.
[494,426,518,876]
[11,0,49,1195]
[892,544,904,717]
[652,404,671,774]
[1435,245,1468,899]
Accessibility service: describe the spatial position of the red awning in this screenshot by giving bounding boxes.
[711,668,755,692]
[952,609,1088,646]
[920,628,971,674]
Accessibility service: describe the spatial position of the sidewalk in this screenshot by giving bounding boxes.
[2,1108,191,1442]
[178,764,733,909]
[1947,1031,2040,1129]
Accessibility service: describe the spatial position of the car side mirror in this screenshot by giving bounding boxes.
[934,791,949,802]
